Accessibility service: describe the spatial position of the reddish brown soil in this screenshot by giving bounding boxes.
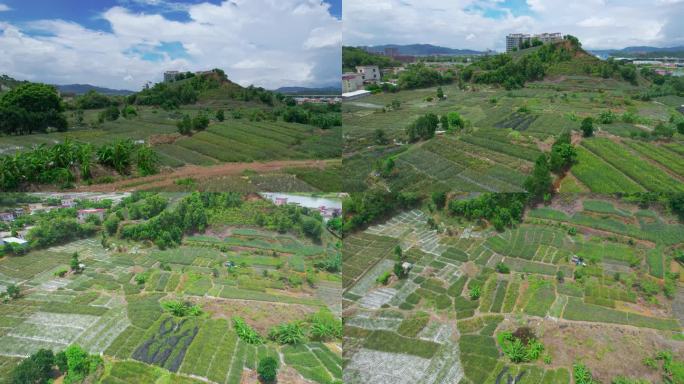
[199,297,317,334]
[74,160,330,192]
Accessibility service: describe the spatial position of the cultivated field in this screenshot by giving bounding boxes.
[0,196,342,383]
[342,195,683,383]
[343,80,684,193]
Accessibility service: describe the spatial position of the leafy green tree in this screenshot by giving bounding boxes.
[394,245,403,260]
[192,112,210,130]
[436,87,444,99]
[495,262,510,274]
[102,105,120,121]
[0,83,67,135]
[406,113,439,142]
[257,356,279,383]
[5,284,20,300]
[447,111,465,130]
[431,191,447,210]
[216,109,225,122]
[135,146,160,176]
[440,115,449,130]
[11,349,54,384]
[301,216,322,241]
[394,261,408,279]
[102,214,121,236]
[373,128,389,145]
[70,252,80,272]
[581,117,594,137]
[549,143,577,173]
[556,270,565,283]
[524,154,553,200]
[177,114,192,135]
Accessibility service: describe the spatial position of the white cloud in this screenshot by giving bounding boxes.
[344,0,683,51]
[0,3,10,12]
[0,0,340,90]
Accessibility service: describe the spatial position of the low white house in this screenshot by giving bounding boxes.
[342,72,364,93]
[342,90,371,100]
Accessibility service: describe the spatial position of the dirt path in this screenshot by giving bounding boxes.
[74,159,332,192]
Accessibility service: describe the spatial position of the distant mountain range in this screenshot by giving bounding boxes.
[588,45,684,58]
[56,84,135,96]
[274,86,340,95]
[361,44,485,56]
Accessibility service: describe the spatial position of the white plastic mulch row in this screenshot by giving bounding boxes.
[345,312,403,331]
[358,288,397,310]
[344,349,432,384]
[348,259,395,298]
[76,301,131,354]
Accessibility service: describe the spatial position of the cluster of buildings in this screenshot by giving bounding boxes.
[343,65,381,93]
[342,65,389,100]
[505,32,562,52]
[0,193,128,246]
[260,193,342,221]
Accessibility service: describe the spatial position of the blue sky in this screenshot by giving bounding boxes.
[344,0,684,51]
[0,0,341,89]
[0,0,341,29]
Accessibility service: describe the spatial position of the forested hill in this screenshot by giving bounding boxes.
[342,46,402,72]
[361,43,483,56]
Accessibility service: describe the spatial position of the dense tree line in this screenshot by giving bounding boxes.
[342,189,421,234]
[397,63,454,89]
[27,209,97,248]
[72,90,117,110]
[0,83,68,135]
[524,154,554,202]
[11,345,101,384]
[281,103,341,129]
[0,139,159,190]
[342,46,400,72]
[549,131,577,173]
[116,192,243,248]
[448,193,527,231]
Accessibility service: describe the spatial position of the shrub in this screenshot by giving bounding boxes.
[233,317,264,344]
[161,300,202,317]
[269,322,305,345]
[581,117,594,137]
[257,356,279,383]
[495,262,510,274]
[376,270,391,285]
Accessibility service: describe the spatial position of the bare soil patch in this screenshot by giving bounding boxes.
[75,159,331,192]
[541,321,683,383]
[200,298,317,334]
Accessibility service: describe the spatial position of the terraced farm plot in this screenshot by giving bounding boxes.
[344,81,684,194]
[580,138,684,192]
[343,196,683,384]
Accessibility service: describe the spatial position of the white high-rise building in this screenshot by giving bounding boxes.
[506,33,562,52]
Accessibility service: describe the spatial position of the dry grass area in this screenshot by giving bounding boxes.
[541,321,683,383]
[200,298,317,334]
